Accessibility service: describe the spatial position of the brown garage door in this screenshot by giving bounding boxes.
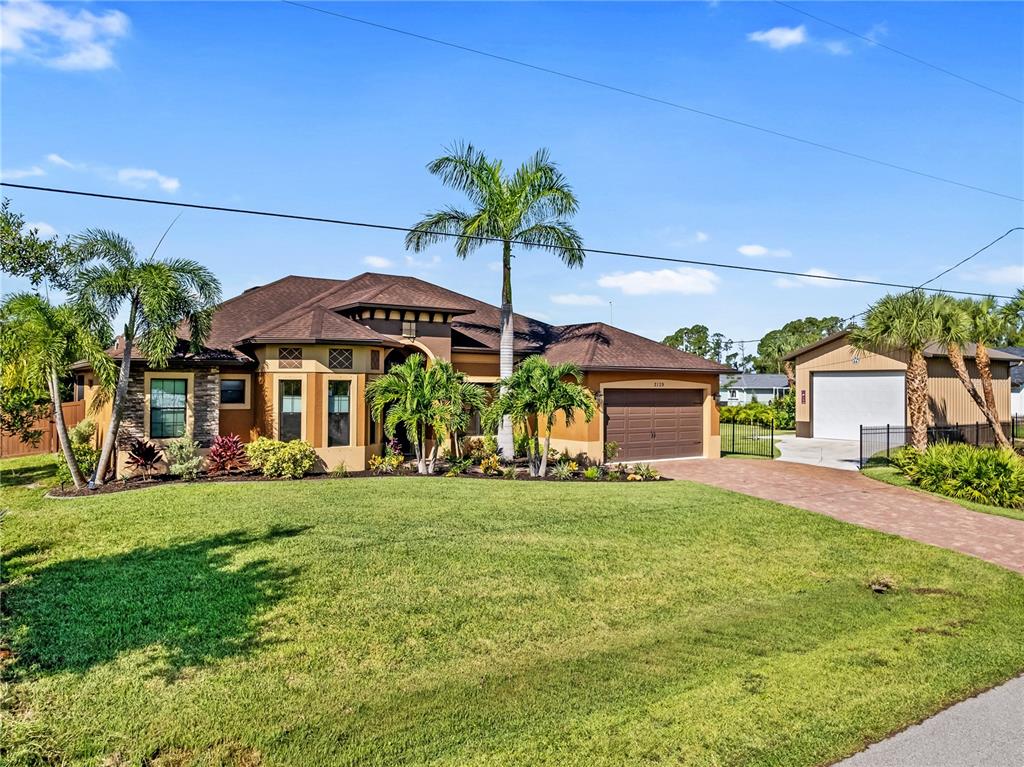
[605,389,703,461]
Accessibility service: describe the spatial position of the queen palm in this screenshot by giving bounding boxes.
[851,291,941,452]
[71,231,221,485]
[934,296,1010,448]
[0,294,114,489]
[487,355,596,477]
[406,143,584,458]
[963,296,1016,421]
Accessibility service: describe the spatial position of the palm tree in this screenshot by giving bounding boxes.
[851,291,941,452]
[71,231,221,485]
[963,296,1016,422]
[406,143,584,458]
[0,294,114,489]
[934,296,1011,448]
[487,356,596,477]
[366,355,484,474]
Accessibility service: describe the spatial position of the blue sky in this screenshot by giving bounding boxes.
[2,1,1021,348]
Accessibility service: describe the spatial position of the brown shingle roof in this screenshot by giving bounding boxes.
[544,322,734,372]
[784,329,1021,363]
[105,271,729,373]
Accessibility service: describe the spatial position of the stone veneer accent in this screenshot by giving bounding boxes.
[118,366,221,448]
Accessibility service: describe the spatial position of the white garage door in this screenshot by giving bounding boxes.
[812,372,905,440]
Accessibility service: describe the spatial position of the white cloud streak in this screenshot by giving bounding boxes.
[550,293,605,306]
[747,25,807,50]
[116,167,180,193]
[362,256,394,269]
[738,244,792,258]
[1,0,130,71]
[0,165,45,180]
[598,267,719,296]
[25,220,57,238]
[772,268,846,289]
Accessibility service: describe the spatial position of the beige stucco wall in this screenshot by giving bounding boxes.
[792,338,1012,436]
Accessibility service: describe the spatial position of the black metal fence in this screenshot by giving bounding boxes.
[721,418,776,459]
[859,415,1022,467]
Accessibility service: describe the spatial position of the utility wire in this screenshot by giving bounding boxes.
[280,1,1022,204]
[774,0,1023,105]
[2,181,1016,302]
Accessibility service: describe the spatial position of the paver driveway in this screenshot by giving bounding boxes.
[658,459,1024,573]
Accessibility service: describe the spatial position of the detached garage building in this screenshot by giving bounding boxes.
[785,331,1017,440]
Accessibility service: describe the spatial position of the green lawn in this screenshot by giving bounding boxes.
[861,462,1024,523]
[3,454,1024,767]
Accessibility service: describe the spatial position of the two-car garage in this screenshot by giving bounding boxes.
[604,388,704,460]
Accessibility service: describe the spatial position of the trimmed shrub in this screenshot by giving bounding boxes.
[604,441,620,462]
[907,443,1024,509]
[583,466,602,481]
[68,419,96,447]
[479,454,502,476]
[56,442,99,487]
[245,437,317,479]
[369,452,402,475]
[166,438,203,481]
[631,463,659,481]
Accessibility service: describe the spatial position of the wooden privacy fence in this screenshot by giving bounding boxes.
[1,400,86,459]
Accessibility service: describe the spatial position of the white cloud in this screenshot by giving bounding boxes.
[550,293,605,306]
[971,264,1024,285]
[0,165,45,180]
[824,40,851,56]
[747,25,807,50]
[46,152,77,168]
[598,267,719,296]
[116,167,180,193]
[404,253,441,270]
[738,244,791,258]
[487,260,502,273]
[1,0,130,71]
[864,22,889,45]
[695,231,710,243]
[773,268,845,289]
[362,256,393,269]
[25,220,57,238]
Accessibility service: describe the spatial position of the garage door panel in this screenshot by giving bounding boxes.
[605,389,704,461]
[812,372,905,440]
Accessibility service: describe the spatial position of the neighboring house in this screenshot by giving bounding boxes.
[784,331,1017,440]
[999,347,1024,416]
[74,273,732,474]
[718,374,789,406]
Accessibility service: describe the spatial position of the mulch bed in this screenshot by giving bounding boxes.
[46,464,669,498]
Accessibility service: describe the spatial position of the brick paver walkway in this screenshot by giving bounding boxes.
[658,459,1024,573]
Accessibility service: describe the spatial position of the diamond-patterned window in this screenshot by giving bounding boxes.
[329,348,353,370]
[279,347,302,369]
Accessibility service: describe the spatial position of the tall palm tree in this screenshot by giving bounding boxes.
[963,296,1016,421]
[71,231,221,485]
[0,294,114,488]
[487,355,596,477]
[851,291,941,452]
[934,296,1011,448]
[406,143,584,458]
[430,359,487,460]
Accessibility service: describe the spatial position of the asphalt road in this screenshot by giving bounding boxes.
[837,676,1024,767]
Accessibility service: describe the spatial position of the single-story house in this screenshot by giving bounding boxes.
[784,330,1017,440]
[999,346,1024,415]
[74,273,732,475]
[719,373,789,406]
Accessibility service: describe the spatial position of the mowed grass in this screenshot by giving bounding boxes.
[721,424,793,459]
[2,454,1024,767]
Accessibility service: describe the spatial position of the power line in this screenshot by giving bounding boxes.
[731,226,1024,347]
[3,181,1016,301]
[773,1,1023,105]
[280,1,1022,204]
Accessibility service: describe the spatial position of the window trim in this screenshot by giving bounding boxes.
[219,373,251,410]
[325,378,352,447]
[328,347,354,371]
[273,374,306,441]
[320,373,357,449]
[144,371,194,443]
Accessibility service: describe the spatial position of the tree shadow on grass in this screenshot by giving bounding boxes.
[4,525,307,680]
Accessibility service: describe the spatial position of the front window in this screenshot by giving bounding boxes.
[151,378,187,438]
[220,378,246,404]
[370,349,381,370]
[327,380,350,447]
[279,380,302,441]
[329,348,353,370]
[402,320,416,337]
[279,347,302,369]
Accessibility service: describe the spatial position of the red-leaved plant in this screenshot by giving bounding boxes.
[208,434,249,474]
[125,438,162,480]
